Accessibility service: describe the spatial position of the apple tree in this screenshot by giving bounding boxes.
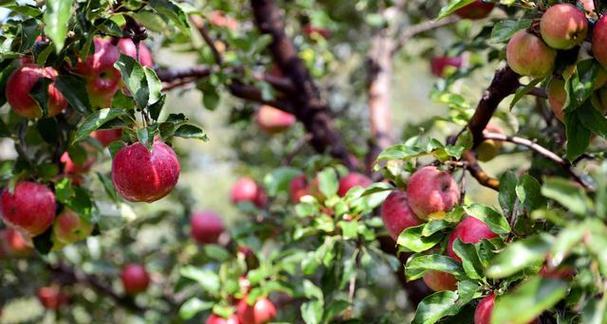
[1,0,607,323]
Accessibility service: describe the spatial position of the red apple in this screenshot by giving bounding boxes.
[447,216,497,262]
[190,211,225,244]
[5,64,67,118]
[237,298,277,324]
[506,30,556,78]
[406,166,460,220]
[337,172,372,197]
[208,11,239,31]
[380,190,421,240]
[255,105,296,134]
[75,37,121,109]
[422,270,458,291]
[111,140,180,202]
[52,208,93,244]
[455,0,495,20]
[547,78,566,122]
[540,4,588,50]
[0,228,32,257]
[430,56,463,77]
[303,24,331,38]
[91,129,123,147]
[117,38,154,67]
[230,177,267,208]
[206,314,240,324]
[580,0,595,12]
[474,293,495,324]
[0,182,56,236]
[60,151,95,175]
[121,263,150,295]
[37,286,68,310]
[289,174,310,203]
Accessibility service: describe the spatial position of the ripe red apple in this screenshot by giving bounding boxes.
[540,4,588,50]
[255,105,296,134]
[121,263,150,295]
[117,38,154,67]
[455,0,494,20]
[303,24,331,38]
[595,16,607,70]
[447,216,497,262]
[406,166,460,220]
[37,286,68,310]
[91,129,123,147]
[5,64,67,118]
[547,78,566,121]
[52,208,93,244]
[206,314,240,324]
[237,298,277,324]
[289,174,310,203]
[422,270,458,291]
[0,228,32,257]
[380,190,421,240]
[506,30,556,78]
[474,293,495,324]
[337,172,372,197]
[430,56,463,78]
[230,177,267,208]
[1,182,56,236]
[75,37,121,109]
[208,11,239,31]
[111,140,180,202]
[190,211,225,244]
[61,151,95,175]
[477,124,503,162]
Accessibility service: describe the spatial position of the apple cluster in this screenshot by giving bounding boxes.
[505,2,607,120]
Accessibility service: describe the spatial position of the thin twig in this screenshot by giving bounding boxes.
[190,15,223,65]
[391,16,460,56]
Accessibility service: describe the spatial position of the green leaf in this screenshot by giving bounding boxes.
[412,291,460,324]
[263,167,300,197]
[73,108,127,143]
[582,295,607,324]
[405,254,465,281]
[578,99,607,138]
[149,0,190,34]
[463,204,510,235]
[491,277,568,324]
[323,299,350,322]
[173,124,208,141]
[491,19,533,43]
[515,175,545,211]
[437,0,475,19]
[499,171,517,217]
[317,168,338,198]
[565,108,591,161]
[452,239,484,279]
[486,234,553,279]
[180,266,220,293]
[54,74,91,114]
[143,67,162,106]
[510,78,542,109]
[541,177,592,215]
[178,298,213,320]
[136,127,151,149]
[115,55,148,109]
[397,224,443,253]
[96,172,118,202]
[550,222,586,266]
[203,88,220,111]
[301,300,323,324]
[43,0,73,52]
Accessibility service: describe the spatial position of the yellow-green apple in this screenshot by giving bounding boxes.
[5,64,67,118]
[406,166,460,220]
[455,0,494,20]
[117,38,154,67]
[52,209,93,244]
[111,140,180,202]
[337,172,372,197]
[37,286,68,310]
[540,3,588,50]
[430,56,463,77]
[255,105,296,134]
[190,211,225,244]
[121,263,150,295]
[507,30,556,78]
[380,190,421,240]
[593,16,607,69]
[75,37,121,109]
[0,182,56,236]
[447,216,497,262]
[477,124,503,162]
[422,270,458,291]
[230,177,267,208]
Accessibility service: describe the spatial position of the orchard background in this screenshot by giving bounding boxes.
[1,0,607,323]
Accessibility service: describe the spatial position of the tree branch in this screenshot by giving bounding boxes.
[391,16,460,56]
[462,150,500,190]
[190,15,223,65]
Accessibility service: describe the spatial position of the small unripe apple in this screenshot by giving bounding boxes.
[230,177,267,208]
[455,0,494,20]
[5,64,67,118]
[380,190,421,240]
[117,38,154,67]
[540,4,588,50]
[430,56,463,77]
[1,182,56,236]
[547,78,566,121]
[255,105,296,134]
[52,208,93,244]
[91,129,123,147]
[406,166,460,220]
[593,16,607,69]
[0,228,32,257]
[121,263,150,295]
[190,211,225,244]
[237,297,277,324]
[111,140,180,202]
[422,270,458,291]
[477,124,503,162]
[76,37,121,109]
[289,174,310,203]
[474,293,495,324]
[447,216,497,262]
[206,314,240,324]
[37,286,68,310]
[506,30,556,78]
[337,172,372,197]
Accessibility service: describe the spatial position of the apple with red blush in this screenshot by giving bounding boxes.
[230,177,267,208]
[0,181,56,236]
[190,211,225,244]
[121,263,150,295]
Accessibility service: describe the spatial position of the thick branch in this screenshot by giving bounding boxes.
[228,83,293,111]
[156,66,214,82]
